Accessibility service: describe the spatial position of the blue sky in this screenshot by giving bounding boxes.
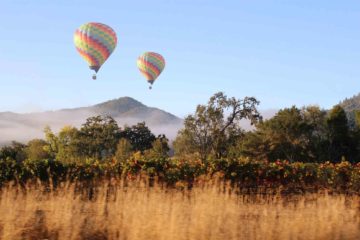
[0,0,359,117]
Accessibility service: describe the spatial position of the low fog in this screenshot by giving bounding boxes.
[0,110,183,145]
[0,109,277,146]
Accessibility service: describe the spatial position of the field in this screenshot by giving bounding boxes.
[0,179,359,240]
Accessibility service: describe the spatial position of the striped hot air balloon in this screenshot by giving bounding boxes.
[137,52,165,89]
[74,22,117,80]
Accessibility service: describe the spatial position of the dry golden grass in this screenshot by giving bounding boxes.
[0,179,359,240]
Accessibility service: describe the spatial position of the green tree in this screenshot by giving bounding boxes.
[115,138,133,163]
[257,106,312,162]
[237,106,326,162]
[173,92,261,161]
[78,115,120,159]
[52,126,83,163]
[302,106,329,162]
[233,105,360,163]
[326,105,351,162]
[26,139,51,161]
[44,126,59,159]
[228,131,268,160]
[0,141,27,162]
[120,122,156,152]
[144,135,170,159]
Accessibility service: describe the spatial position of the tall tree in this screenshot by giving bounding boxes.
[120,122,156,152]
[257,106,312,162]
[115,138,133,163]
[302,106,329,162]
[26,139,51,161]
[173,92,261,160]
[326,105,351,162]
[78,115,120,159]
[45,126,83,163]
[144,135,170,159]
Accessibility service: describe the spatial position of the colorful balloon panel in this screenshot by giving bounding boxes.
[74,22,117,72]
[137,52,165,84]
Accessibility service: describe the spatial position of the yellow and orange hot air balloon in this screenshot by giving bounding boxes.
[137,52,165,89]
[74,22,117,80]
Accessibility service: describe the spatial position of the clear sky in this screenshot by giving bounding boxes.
[0,0,359,117]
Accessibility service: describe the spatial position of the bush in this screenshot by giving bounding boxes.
[1,155,360,193]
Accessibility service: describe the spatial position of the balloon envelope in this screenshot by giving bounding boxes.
[74,22,117,73]
[137,52,165,85]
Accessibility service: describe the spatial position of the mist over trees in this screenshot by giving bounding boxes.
[39,116,167,164]
[1,92,360,193]
[2,92,360,165]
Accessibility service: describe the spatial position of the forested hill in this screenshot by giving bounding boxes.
[339,93,360,127]
[0,97,183,145]
[64,97,181,125]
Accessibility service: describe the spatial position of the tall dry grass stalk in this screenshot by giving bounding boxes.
[0,179,359,240]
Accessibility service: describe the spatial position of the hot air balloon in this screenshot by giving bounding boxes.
[137,52,165,89]
[74,22,117,80]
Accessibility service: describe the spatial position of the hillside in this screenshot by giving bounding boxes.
[339,93,360,127]
[0,97,183,145]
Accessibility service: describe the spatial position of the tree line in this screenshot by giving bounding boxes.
[0,117,168,164]
[1,92,360,164]
[173,92,360,164]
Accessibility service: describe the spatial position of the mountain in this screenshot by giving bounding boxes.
[0,97,183,145]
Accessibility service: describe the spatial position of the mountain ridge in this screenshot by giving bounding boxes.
[0,97,183,145]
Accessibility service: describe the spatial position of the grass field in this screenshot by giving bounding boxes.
[0,179,359,240]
